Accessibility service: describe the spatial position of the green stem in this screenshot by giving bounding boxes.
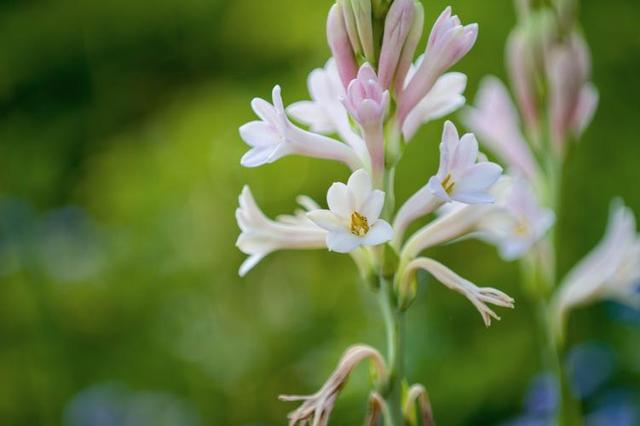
[378,276,405,426]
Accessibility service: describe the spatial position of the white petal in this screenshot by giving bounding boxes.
[326,231,361,253]
[426,176,452,203]
[453,162,503,202]
[347,169,373,207]
[307,210,344,232]
[327,182,354,219]
[241,147,274,168]
[362,220,393,246]
[239,253,267,277]
[360,190,385,223]
[451,133,479,172]
[251,97,278,123]
[287,101,335,133]
[239,121,280,147]
[442,120,459,154]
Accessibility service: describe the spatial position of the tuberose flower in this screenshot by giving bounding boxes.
[343,64,390,128]
[398,6,477,124]
[427,121,503,204]
[307,169,393,253]
[552,201,640,337]
[478,178,555,261]
[236,186,327,276]
[462,76,539,183]
[287,60,368,161]
[239,85,362,170]
[327,4,358,88]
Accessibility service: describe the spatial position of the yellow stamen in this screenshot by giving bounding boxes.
[350,211,370,236]
[442,174,455,194]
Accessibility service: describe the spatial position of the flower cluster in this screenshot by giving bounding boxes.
[235,1,514,424]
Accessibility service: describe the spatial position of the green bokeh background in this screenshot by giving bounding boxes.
[1,0,639,424]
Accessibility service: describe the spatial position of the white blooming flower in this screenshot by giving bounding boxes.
[402,69,467,141]
[553,201,640,324]
[239,85,362,170]
[307,169,393,253]
[235,186,327,277]
[478,178,555,261]
[427,121,503,204]
[399,257,514,326]
[462,76,539,183]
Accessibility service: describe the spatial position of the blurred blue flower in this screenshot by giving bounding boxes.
[64,382,201,426]
[566,342,615,399]
[586,389,639,426]
[524,374,559,416]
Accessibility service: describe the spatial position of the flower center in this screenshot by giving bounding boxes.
[442,174,456,194]
[350,211,370,237]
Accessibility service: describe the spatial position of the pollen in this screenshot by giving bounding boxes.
[442,174,455,194]
[350,211,370,236]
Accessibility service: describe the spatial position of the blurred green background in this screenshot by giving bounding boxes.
[1,0,639,424]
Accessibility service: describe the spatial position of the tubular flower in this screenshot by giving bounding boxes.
[477,178,555,261]
[343,64,390,128]
[462,76,539,183]
[307,169,393,253]
[402,63,467,141]
[552,201,640,336]
[399,257,515,326]
[235,186,327,277]
[427,121,503,204]
[280,344,387,426]
[398,6,477,124]
[239,85,362,170]
[287,60,367,161]
[327,4,358,88]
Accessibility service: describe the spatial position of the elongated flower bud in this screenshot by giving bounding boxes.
[398,7,477,124]
[377,0,420,89]
[327,4,359,88]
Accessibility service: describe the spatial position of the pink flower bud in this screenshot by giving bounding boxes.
[507,28,539,131]
[327,4,358,88]
[343,63,389,127]
[398,6,478,125]
[377,0,420,89]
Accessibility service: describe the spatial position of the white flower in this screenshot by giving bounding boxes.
[235,186,327,276]
[399,257,514,326]
[287,59,367,160]
[553,201,640,323]
[427,121,503,204]
[239,85,362,170]
[402,64,467,141]
[462,76,539,182]
[307,169,393,253]
[478,178,555,261]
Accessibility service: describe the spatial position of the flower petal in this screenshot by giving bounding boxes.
[347,169,373,208]
[239,121,280,147]
[307,210,344,232]
[454,162,503,198]
[326,231,361,253]
[241,147,275,168]
[327,182,354,219]
[362,220,393,246]
[426,175,452,203]
[451,133,479,172]
[360,190,385,223]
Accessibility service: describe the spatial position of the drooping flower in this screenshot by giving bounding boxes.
[377,0,423,90]
[239,85,362,170]
[235,186,327,276]
[477,178,555,261]
[402,69,467,141]
[552,201,640,335]
[307,169,393,253]
[399,257,515,325]
[280,344,387,426]
[398,6,478,124]
[287,60,368,161]
[427,121,503,204]
[462,76,539,183]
